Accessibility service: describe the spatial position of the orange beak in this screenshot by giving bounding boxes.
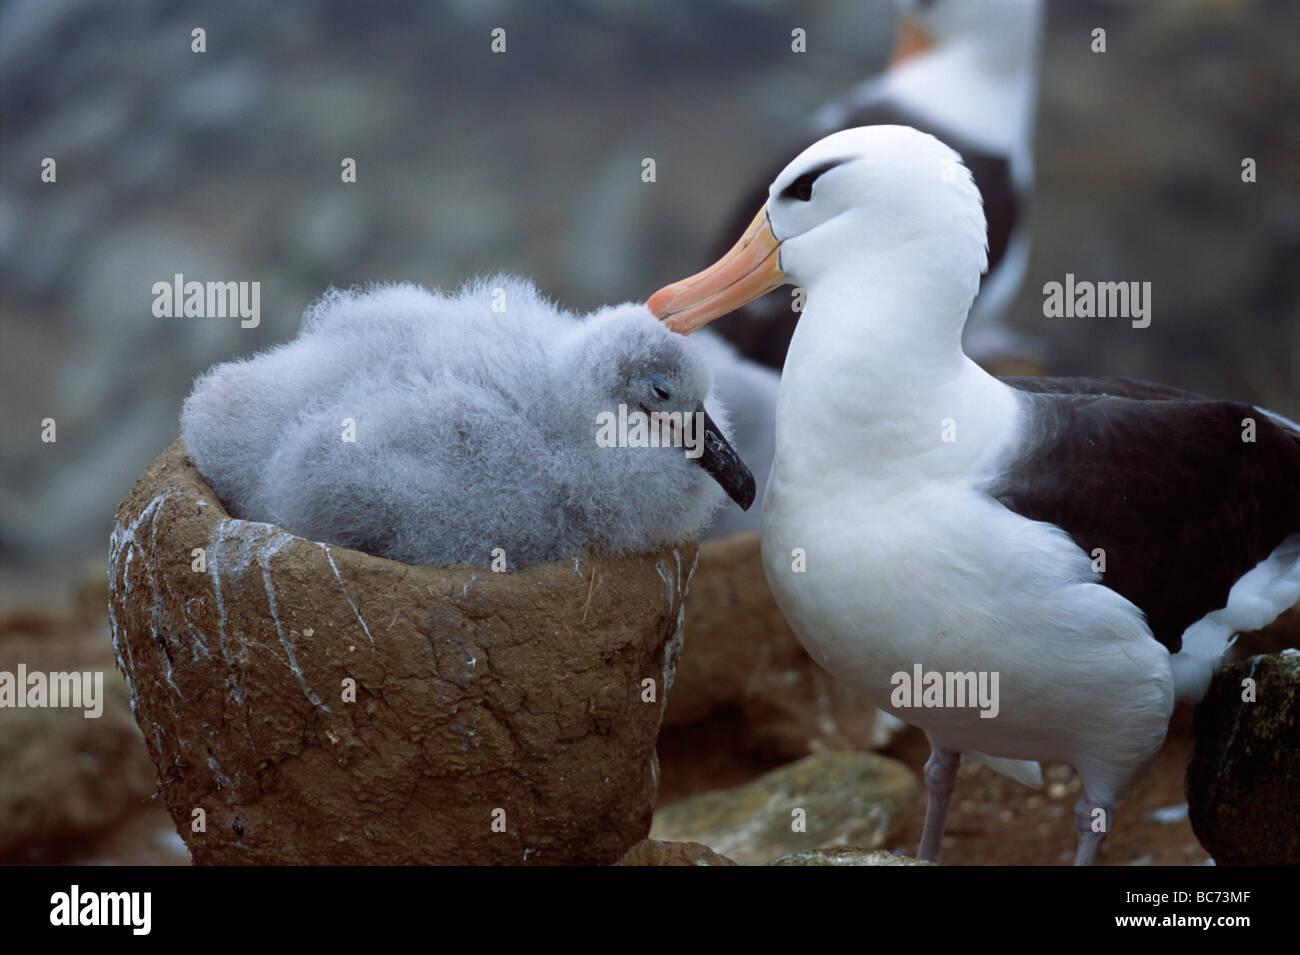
[647,205,787,334]
[887,16,935,66]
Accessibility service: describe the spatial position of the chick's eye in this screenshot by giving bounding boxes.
[653,385,670,400]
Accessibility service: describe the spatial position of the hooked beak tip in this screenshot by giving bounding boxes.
[736,474,756,511]
[646,285,682,322]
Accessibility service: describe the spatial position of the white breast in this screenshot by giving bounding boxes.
[760,345,1174,797]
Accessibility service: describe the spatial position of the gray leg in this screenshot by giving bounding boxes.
[917,745,961,862]
[1072,790,1115,866]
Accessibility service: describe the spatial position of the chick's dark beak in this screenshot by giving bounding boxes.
[695,404,755,510]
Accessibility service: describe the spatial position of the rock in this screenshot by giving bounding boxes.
[769,848,933,866]
[1186,651,1300,865]
[650,751,919,865]
[666,533,891,757]
[108,440,697,865]
[614,839,737,866]
[0,576,155,859]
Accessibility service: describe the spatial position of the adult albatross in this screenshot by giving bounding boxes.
[647,125,1300,865]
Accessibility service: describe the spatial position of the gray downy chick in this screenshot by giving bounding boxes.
[180,278,753,570]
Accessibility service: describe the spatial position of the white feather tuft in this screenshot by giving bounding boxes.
[1171,533,1300,703]
[967,751,1043,788]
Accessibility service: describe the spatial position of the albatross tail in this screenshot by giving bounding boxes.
[1171,532,1300,703]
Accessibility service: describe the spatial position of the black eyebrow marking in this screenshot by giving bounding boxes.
[780,158,849,201]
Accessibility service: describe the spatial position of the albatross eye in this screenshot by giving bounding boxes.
[784,172,818,202]
[653,385,670,400]
[779,158,846,203]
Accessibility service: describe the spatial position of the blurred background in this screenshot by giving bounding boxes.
[0,0,1296,863]
[3,0,1298,611]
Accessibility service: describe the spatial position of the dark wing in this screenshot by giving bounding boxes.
[985,386,1300,652]
[710,99,1022,370]
[998,375,1212,402]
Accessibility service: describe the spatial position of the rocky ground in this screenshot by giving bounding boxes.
[657,701,1211,866]
[0,576,180,865]
[0,710,1216,867]
[0,654,1219,867]
[5,567,1294,866]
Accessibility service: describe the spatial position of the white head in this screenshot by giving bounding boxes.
[648,126,987,349]
[886,0,1045,73]
[892,0,1043,46]
[882,0,1045,157]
